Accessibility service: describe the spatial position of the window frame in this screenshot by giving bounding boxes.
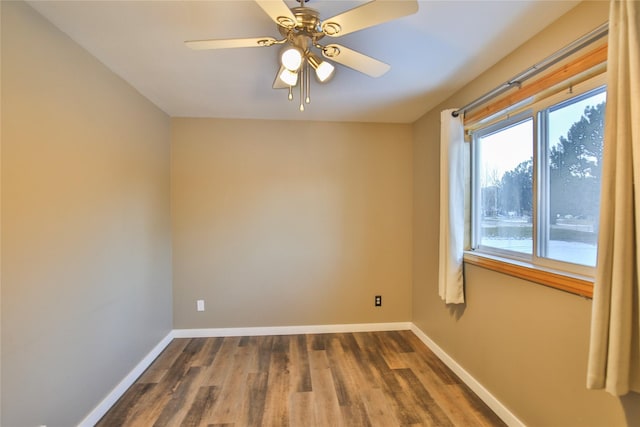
[467,73,607,297]
[534,83,607,277]
[471,111,535,262]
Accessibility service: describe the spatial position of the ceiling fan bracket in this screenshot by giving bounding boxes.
[257,38,275,47]
[321,45,340,58]
[276,16,296,28]
[321,22,341,36]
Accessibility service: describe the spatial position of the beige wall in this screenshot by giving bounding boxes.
[172,118,412,328]
[413,1,640,426]
[1,2,172,426]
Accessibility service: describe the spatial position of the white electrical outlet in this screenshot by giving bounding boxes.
[196,299,205,312]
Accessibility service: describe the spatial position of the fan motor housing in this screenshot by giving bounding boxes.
[278,7,325,41]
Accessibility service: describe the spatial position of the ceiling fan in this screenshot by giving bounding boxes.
[185,0,419,111]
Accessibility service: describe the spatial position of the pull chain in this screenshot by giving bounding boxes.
[305,61,311,104]
[299,65,304,111]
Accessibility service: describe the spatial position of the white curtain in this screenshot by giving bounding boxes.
[438,109,465,304]
[587,0,640,395]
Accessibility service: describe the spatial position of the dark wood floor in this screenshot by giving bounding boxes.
[97,330,506,426]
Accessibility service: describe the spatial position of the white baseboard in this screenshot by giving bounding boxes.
[173,321,412,338]
[409,324,525,427]
[77,330,175,427]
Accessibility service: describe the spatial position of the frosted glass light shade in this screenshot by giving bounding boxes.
[315,61,335,82]
[280,47,303,71]
[279,68,298,86]
[307,53,335,82]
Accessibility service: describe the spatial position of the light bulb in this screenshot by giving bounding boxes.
[280,46,303,71]
[279,68,298,86]
[315,61,335,82]
[307,53,335,83]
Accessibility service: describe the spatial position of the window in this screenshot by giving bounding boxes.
[539,87,606,268]
[473,115,533,257]
[471,76,606,282]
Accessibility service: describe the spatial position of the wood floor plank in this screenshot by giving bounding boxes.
[137,338,190,384]
[309,333,328,351]
[153,366,203,426]
[207,344,254,424]
[402,332,462,385]
[289,391,317,427]
[200,337,241,386]
[452,382,507,427]
[191,337,224,368]
[361,387,403,427]
[256,335,274,373]
[262,351,291,426]
[290,334,312,393]
[179,386,218,427]
[399,352,491,427]
[324,337,350,406]
[98,332,507,427]
[309,349,343,426]
[95,383,155,426]
[387,330,418,353]
[394,367,453,427]
[354,332,401,393]
[330,335,373,426]
[155,340,229,426]
[339,333,379,390]
[358,333,404,394]
[237,372,268,426]
[114,338,205,426]
[372,331,411,370]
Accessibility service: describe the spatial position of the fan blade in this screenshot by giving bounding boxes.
[185,37,277,50]
[322,44,390,78]
[254,0,297,28]
[321,0,418,37]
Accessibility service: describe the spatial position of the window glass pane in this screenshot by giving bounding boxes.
[476,118,533,254]
[544,89,606,266]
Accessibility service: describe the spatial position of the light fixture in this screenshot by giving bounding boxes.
[278,67,299,86]
[307,53,335,83]
[276,44,337,111]
[280,46,303,71]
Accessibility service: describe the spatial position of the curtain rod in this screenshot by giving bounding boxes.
[452,22,609,118]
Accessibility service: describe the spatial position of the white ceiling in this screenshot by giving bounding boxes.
[27,0,580,123]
